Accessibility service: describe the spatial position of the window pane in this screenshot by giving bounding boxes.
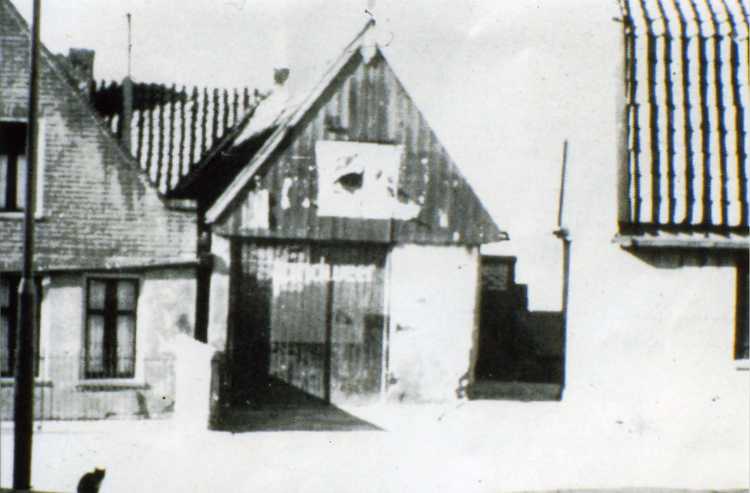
[116,315,135,376]
[0,155,7,208]
[116,281,137,311]
[1,314,10,375]
[0,277,8,307]
[15,155,26,210]
[88,280,106,310]
[86,314,105,375]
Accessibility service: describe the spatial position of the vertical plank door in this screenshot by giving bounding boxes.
[326,245,387,405]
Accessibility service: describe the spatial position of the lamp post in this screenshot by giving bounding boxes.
[13,0,42,489]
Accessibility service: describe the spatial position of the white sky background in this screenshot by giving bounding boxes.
[10,0,621,310]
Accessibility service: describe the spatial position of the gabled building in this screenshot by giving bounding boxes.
[0,0,197,419]
[178,21,508,406]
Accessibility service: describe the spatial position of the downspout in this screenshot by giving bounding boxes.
[553,140,571,399]
[194,199,212,343]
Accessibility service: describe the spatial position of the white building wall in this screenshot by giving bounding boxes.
[385,244,480,402]
[208,235,231,351]
[1,268,196,420]
[481,0,749,460]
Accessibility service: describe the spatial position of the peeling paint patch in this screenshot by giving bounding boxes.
[392,201,421,220]
[281,177,294,210]
[439,210,449,228]
[241,189,270,229]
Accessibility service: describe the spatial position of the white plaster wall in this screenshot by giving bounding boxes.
[208,235,231,351]
[39,274,84,393]
[466,0,748,456]
[172,334,216,425]
[1,269,197,419]
[386,244,480,402]
[139,267,197,358]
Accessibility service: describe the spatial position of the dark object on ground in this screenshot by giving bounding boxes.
[77,468,105,493]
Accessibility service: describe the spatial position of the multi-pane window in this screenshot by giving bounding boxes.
[84,278,138,379]
[1,275,41,378]
[0,122,28,211]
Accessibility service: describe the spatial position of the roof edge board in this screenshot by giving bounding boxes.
[205,19,376,224]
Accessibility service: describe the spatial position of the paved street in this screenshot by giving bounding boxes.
[2,400,747,493]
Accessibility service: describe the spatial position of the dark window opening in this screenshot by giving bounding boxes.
[0,122,28,211]
[335,171,364,193]
[735,254,749,360]
[84,278,138,379]
[1,274,41,378]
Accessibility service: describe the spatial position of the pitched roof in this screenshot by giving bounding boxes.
[91,81,262,195]
[203,19,505,247]
[0,0,165,202]
[618,0,749,234]
[204,20,378,224]
[0,0,197,270]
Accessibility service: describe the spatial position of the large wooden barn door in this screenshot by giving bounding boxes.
[268,251,328,400]
[233,241,386,405]
[327,246,386,405]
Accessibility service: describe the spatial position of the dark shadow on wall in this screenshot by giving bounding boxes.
[623,245,746,269]
[471,256,564,401]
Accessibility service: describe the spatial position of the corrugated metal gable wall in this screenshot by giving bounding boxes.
[214,50,503,245]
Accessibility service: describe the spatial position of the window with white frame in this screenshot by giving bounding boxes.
[84,278,138,379]
[0,121,28,211]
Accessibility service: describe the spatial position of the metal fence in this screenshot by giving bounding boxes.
[0,355,175,421]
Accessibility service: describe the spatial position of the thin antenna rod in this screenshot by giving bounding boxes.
[557,140,569,228]
[126,13,132,77]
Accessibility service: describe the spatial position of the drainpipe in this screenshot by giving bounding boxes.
[194,200,212,343]
[553,140,571,399]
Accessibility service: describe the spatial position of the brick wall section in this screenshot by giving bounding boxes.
[0,1,196,271]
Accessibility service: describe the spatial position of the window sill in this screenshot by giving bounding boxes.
[0,378,53,388]
[0,211,24,220]
[0,211,47,221]
[76,380,150,392]
[734,360,749,371]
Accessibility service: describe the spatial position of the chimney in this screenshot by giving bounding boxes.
[59,48,95,97]
[67,48,95,81]
[119,77,134,152]
[273,67,290,86]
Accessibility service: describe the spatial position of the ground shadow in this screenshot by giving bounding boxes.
[215,377,381,432]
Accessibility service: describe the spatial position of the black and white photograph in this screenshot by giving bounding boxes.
[0,0,748,491]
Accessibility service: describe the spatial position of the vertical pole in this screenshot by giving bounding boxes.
[14,0,41,489]
[557,141,568,228]
[554,140,571,399]
[557,235,570,397]
[126,13,132,78]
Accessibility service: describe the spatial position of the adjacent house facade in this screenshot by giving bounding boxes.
[0,0,197,419]
[552,0,748,437]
